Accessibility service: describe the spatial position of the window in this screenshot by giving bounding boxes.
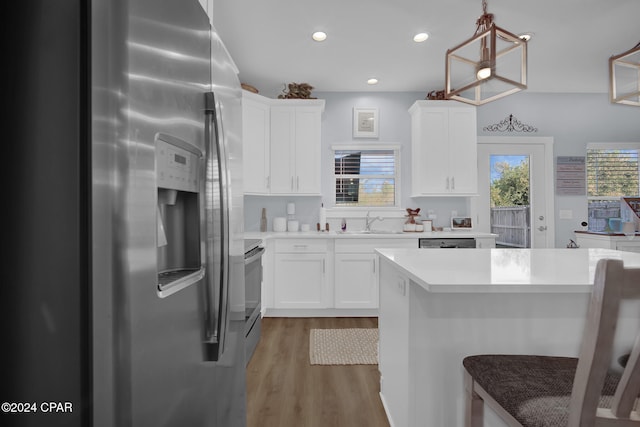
[586,143,640,232]
[333,146,400,207]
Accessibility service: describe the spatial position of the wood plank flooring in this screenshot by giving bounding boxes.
[246,317,390,427]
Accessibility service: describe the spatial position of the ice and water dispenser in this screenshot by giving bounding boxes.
[156,133,205,297]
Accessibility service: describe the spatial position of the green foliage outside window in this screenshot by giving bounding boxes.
[490,159,530,207]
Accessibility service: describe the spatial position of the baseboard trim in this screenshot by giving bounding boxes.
[263,308,379,317]
[379,392,395,427]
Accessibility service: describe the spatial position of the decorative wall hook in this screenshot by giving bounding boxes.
[483,114,538,132]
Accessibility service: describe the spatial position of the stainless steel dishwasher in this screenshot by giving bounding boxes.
[418,238,476,248]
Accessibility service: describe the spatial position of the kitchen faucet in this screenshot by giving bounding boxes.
[365,211,384,231]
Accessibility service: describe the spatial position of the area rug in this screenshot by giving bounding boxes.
[309,328,378,365]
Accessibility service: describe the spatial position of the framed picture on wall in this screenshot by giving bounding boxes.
[353,107,379,138]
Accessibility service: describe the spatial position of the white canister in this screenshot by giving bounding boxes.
[273,217,287,232]
[287,220,299,232]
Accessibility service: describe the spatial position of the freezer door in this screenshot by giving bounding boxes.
[92,0,245,426]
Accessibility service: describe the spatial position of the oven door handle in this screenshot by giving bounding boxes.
[245,247,265,265]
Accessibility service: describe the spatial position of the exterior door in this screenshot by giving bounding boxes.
[476,137,555,248]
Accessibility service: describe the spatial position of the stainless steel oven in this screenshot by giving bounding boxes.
[244,239,264,364]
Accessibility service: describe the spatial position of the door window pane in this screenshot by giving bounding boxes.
[489,155,531,248]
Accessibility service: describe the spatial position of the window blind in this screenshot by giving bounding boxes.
[587,148,640,197]
[334,149,397,207]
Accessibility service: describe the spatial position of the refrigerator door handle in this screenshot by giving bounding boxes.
[203,91,231,361]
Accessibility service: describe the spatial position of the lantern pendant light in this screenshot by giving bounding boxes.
[610,41,640,106]
[445,0,527,105]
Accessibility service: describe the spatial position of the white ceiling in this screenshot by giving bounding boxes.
[211,0,640,99]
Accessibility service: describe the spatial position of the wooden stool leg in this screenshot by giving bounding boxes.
[464,370,484,427]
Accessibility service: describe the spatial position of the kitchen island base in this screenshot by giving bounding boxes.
[377,249,640,427]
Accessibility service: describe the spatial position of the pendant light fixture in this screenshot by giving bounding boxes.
[610,41,640,106]
[445,0,527,105]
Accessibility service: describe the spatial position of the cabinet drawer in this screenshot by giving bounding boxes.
[275,239,328,253]
[335,238,417,253]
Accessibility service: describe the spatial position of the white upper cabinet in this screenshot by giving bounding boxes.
[242,92,270,194]
[270,103,324,195]
[409,100,477,196]
[241,93,324,195]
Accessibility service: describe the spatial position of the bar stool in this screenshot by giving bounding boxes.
[463,258,640,427]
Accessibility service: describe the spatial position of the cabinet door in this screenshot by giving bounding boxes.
[448,107,477,194]
[242,96,270,193]
[274,253,327,308]
[334,253,378,308]
[269,107,295,194]
[410,101,477,196]
[413,107,450,194]
[294,108,322,194]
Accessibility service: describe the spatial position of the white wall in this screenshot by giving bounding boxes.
[245,91,640,247]
[476,91,640,247]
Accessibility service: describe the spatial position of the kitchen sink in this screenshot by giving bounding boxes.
[337,230,404,235]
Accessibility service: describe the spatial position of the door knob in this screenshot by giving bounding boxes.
[538,215,544,220]
[537,225,548,232]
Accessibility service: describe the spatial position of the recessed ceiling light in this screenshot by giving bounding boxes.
[367,78,378,85]
[413,32,429,43]
[312,31,327,42]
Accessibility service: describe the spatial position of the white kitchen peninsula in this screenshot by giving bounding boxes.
[376,248,640,427]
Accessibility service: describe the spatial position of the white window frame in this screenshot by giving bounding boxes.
[330,144,402,212]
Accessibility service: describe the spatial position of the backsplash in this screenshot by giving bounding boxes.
[244,195,471,232]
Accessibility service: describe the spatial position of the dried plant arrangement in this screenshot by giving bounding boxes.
[278,82,316,99]
[425,89,447,100]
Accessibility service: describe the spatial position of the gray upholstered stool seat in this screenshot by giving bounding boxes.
[463,354,622,427]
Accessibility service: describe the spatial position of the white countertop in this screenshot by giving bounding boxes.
[375,248,640,293]
[245,230,497,240]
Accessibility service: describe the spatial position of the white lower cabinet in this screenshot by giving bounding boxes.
[273,239,329,309]
[334,239,417,309]
[574,232,640,253]
[274,254,327,308]
[334,253,378,308]
[268,237,418,314]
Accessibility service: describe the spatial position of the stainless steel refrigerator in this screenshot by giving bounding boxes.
[3,0,246,426]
